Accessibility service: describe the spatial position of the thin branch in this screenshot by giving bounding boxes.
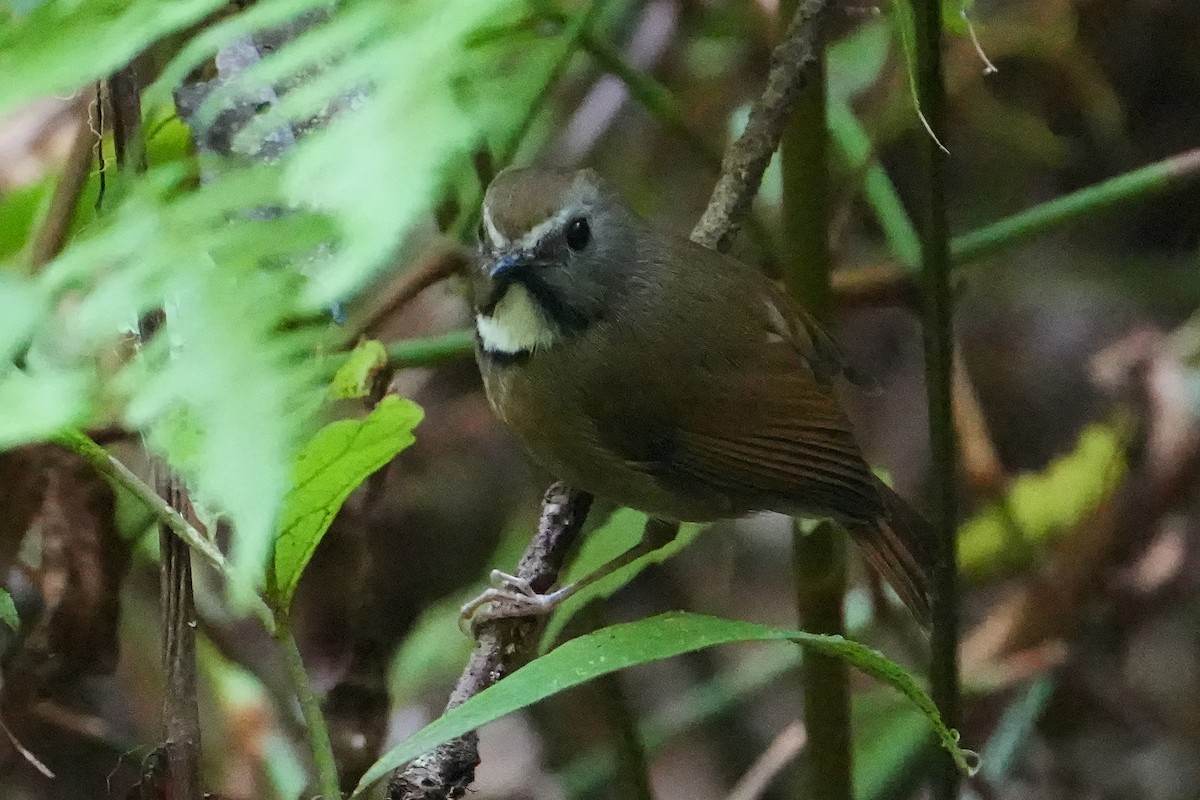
[387,484,594,799]
[911,2,960,798]
[339,247,470,347]
[111,59,204,800]
[27,90,97,272]
[778,13,852,800]
[726,722,808,800]
[692,0,831,253]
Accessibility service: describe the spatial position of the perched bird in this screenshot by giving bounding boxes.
[468,166,931,623]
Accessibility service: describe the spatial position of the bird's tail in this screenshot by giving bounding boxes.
[847,481,933,626]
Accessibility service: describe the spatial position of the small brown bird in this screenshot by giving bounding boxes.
[468,166,931,622]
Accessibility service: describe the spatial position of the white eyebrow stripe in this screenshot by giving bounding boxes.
[483,205,507,247]
[515,206,579,251]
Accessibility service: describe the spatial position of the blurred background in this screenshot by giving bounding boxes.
[2,0,1200,798]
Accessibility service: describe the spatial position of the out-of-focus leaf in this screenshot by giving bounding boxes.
[0,273,46,360]
[828,98,921,269]
[854,688,931,800]
[828,18,891,101]
[0,368,92,449]
[330,339,388,400]
[958,423,1127,579]
[355,612,977,797]
[269,395,423,610]
[540,509,705,648]
[0,587,19,631]
[0,0,227,115]
[979,675,1055,782]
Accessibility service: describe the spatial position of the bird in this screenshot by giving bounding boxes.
[465,165,932,625]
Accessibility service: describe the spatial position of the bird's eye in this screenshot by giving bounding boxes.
[565,217,591,251]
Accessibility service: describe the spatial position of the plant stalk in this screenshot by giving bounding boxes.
[911,2,960,798]
[277,614,344,799]
[778,15,852,800]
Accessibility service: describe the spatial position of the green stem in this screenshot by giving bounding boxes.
[54,428,278,635]
[276,613,343,799]
[779,19,852,800]
[911,1,960,798]
[54,429,226,571]
[387,329,474,369]
[952,147,1200,265]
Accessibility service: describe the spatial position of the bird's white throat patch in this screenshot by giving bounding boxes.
[476,283,560,355]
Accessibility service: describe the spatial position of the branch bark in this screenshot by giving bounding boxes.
[386,2,833,797]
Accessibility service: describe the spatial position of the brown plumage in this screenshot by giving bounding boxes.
[472,166,932,622]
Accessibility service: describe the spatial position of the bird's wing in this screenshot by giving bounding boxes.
[598,339,883,523]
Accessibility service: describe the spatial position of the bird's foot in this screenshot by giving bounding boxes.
[458,570,566,635]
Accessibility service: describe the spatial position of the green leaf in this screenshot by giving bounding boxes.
[0,0,228,116]
[828,17,892,101]
[353,612,978,797]
[330,339,388,400]
[828,97,921,269]
[854,689,931,800]
[958,422,1126,579]
[0,588,19,631]
[269,395,423,610]
[540,509,705,648]
[0,368,93,450]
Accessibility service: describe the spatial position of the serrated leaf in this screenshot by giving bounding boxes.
[353,612,978,797]
[0,588,18,631]
[330,339,388,399]
[269,395,423,610]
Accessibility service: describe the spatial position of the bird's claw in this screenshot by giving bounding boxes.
[459,570,561,635]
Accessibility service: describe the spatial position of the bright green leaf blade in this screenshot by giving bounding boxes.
[540,509,705,648]
[0,588,19,631]
[270,395,423,609]
[330,339,388,400]
[0,0,228,115]
[353,612,977,797]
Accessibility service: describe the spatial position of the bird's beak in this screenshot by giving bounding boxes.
[489,252,535,282]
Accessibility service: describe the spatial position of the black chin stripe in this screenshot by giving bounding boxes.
[475,330,532,367]
[518,272,593,333]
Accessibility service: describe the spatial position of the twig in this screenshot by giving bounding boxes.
[952,349,1007,498]
[384,2,838,796]
[910,2,959,798]
[109,61,205,800]
[27,90,97,272]
[691,0,830,253]
[387,484,594,799]
[587,606,655,800]
[726,722,808,800]
[339,247,471,346]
